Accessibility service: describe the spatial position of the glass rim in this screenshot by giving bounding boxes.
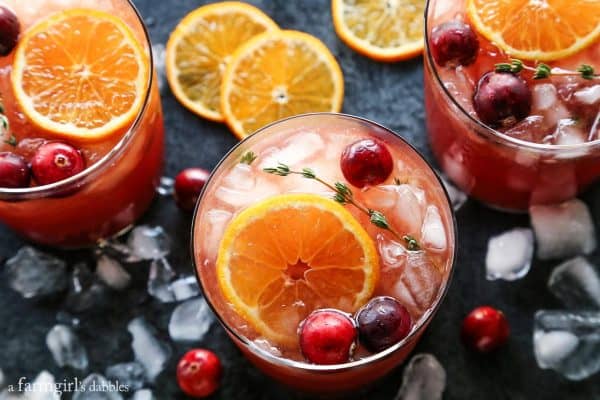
[190,112,458,373]
[0,0,154,199]
[424,0,600,153]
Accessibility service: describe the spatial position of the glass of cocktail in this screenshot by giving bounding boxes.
[192,113,455,393]
[424,0,600,211]
[0,0,163,247]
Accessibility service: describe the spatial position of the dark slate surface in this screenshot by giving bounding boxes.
[0,0,599,399]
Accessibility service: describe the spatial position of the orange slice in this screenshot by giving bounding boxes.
[166,2,278,122]
[11,9,149,141]
[216,194,379,345]
[221,30,344,139]
[467,0,600,61]
[331,0,425,62]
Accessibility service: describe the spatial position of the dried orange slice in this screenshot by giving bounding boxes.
[166,2,278,122]
[467,0,600,61]
[216,194,379,345]
[331,0,425,62]
[221,30,344,139]
[11,9,149,141]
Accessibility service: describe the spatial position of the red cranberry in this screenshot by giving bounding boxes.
[177,349,222,398]
[0,152,30,188]
[0,6,19,56]
[461,306,510,353]
[430,21,479,67]
[473,72,532,129]
[356,296,412,353]
[174,167,210,212]
[299,309,357,365]
[340,139,393,188]
[31,142,85,185]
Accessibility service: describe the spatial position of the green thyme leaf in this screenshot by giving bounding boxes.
[369,210,390,230]
[240,151,257,165]
[403,235,420,251]
[533,63,552,79]
[4,135,17,147]
[301,168,316,179]
[578,64,595,80]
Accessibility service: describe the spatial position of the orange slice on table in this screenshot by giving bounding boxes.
[216,194,379,345]
[221,30,344,139]
[11,9,149,141]
[166,2,278,122]
[467,0,600,61]
[331,0,425,62]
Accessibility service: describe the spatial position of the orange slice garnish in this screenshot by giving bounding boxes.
[11,9,150,141]
[467,0,600,61]
[216,194,379,345]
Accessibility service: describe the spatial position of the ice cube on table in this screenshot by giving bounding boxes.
[395,353,446,400]
[127,318,171,381]
[96,255,131,291]
[548,257,600,309]
[27,371,60,400]
[105,362,146,392]
[438,173,467,211]
[532,83,558,110]
[169,297,214,342]
[486,228,534,281]
[156,176,174,196]
[533,310,600,380]
[131,390,155,400]
[127,226,171,261]
[169,276,200,301]
[46,324,88,370]
[147,258,176,303]
[420,206,447,252]
[574,85,600,105]
[65,263,110,313]
[73,373,123,400]
[5,246,68,299]
[530,199,596,260]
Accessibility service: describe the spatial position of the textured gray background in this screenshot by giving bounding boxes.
[0,0,599,398]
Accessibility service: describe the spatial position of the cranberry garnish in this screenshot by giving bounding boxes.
[430,21,479,67]
[177,349,222,398]
[299,309,357,365]
[0,152,30,188]
[0,6,20,56]
[31,142,85,185]
[461,306,510,353]
[340,138,393,188]
[356,296,412,353]
[174,167,210,212]
[473,72,532,129]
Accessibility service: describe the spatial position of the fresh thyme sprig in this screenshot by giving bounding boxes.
[495,59,598,80]
[240,151,257,165]
[264,162,420,249]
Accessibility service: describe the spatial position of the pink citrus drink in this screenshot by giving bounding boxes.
[192,113,455,393]
[425,0,600,211]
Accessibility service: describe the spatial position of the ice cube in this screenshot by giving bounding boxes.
[131,390,155,400]
[156,176,174,196]
[365,185,425,235]
[420,206,447,252]
[378,235,407,269]
[504,115,547,142]
[573,85,600,105]
[553,120,587,145]
[395,353,446,400]
[438,173,467,211]
[252,338,282,357]
[97,240,142,263]
[543,103,571,128]
[533,310,600,380]
[391,252,442,318]
[258,131,325,169]
[532,83,558,110]
[203,209,233,256]
[65,263,110,313]
[151,44,166,94]
[486,228,534,281]
[127,226,171,261]
[5,246,68,299]
[27,371,60,400]
[548,257,600,309]
[105,362,146,392]
[46,324,88,370]
[127,317,171,381]
[223,163,255,191]
[96,255,131,290]
[214,180,279,209]
[169,276,200,301]
[147,258,176,303]
[530,199,596,260]
[169,297,214,342]
[73,373,124,400]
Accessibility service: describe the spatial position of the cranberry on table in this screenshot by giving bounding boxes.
[473,72,532,129]
[174,167,210,212]
[299,309,357,365]
[31,142,86,185]
[340,138,393,188]
[430,21,479,67]
[461,306,510,353]
[0,152,30,188]
[0,6,19,56]
[356,296,412,353]
[177,349,222,398]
